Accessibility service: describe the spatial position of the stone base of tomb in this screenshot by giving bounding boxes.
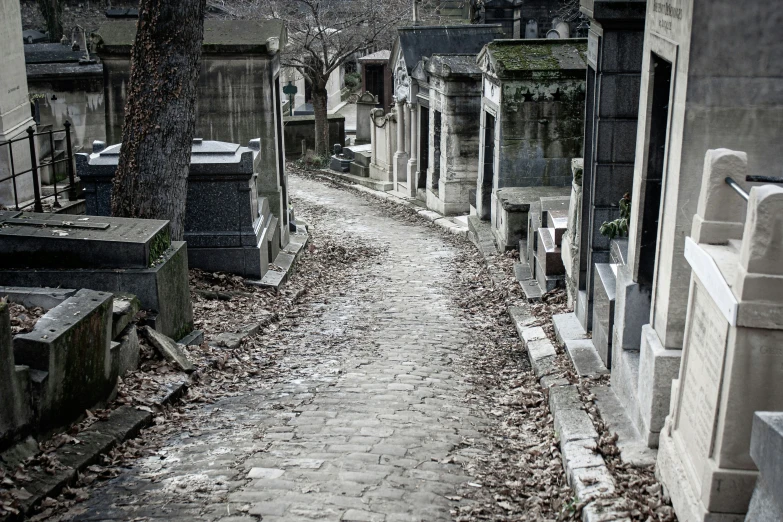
[0,242,193,340]
[426,181,472,216]
[656,417,752,522]
[611,325,681,448]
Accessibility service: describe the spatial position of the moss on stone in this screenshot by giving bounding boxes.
[492,43,560,71]
[148,228,171,267]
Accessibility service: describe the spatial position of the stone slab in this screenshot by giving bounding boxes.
[749,412,783,512]
[178,329,204,347]
[328,170,394,192]
[552,312,588,344]
[116,325,140,376]
[591,386,657,467]
[0,213,170,270]
[593,263,617,368]
[550,386,599,443]
[0,286,76,310]
[112,294,140,339]
[564,339,609,378]
[141,326,194,373]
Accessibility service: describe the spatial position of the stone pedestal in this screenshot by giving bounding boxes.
[0,0,36,207]
[656,150,783,521]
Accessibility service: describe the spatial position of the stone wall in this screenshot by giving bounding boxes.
[283,115,346,159]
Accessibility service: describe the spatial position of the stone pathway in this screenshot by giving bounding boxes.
[68,175,493,522]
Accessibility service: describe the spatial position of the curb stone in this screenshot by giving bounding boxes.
[7,379,189,521]
[475,246,627,521]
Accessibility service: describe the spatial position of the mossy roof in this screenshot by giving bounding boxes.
[482,39,587,78]
[93,20,286,55]
[426,54,482,78]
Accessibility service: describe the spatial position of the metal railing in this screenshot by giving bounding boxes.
[725,175,783,202]
[0,121,77,212]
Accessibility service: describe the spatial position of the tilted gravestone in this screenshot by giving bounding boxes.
[0,210,192,339]
[77,138,278,279]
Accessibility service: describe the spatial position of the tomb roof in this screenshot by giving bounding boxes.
[358,50,390,62]
[479,39,587,79]
[24,43,85,64]
[93,20,286,55]
[427,54,482,78]
[395,24,504,74]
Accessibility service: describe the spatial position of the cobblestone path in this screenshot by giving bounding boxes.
[72,176,495,522]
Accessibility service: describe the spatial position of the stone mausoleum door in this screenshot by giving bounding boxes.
[638,54,672,295]
[480,111,496,221]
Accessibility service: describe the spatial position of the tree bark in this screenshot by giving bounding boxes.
[110,0,206,241]
[311,83,330,157]
[38,0,63,42]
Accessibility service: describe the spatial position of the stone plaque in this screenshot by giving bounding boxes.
[587,31,599,69]
[675,279,729,478]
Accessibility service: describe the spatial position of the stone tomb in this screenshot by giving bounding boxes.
[475,39,587,222]
[0,287,117,449]
[656,150,783,521]
[424,54,483,216]
[609,0,783,451]
[78,138,278,279]
[0,211,192,340]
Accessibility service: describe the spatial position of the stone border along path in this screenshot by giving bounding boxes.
[321,174,635,522]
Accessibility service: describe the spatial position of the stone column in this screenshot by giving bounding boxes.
[406,103,418,198]
[370,109,378,166]
[404,103,412,156]
[0,0,36,207]
[393,98,408,188]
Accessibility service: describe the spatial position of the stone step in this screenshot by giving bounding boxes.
[534,255,565,293]
[349,162,369,178]
[546,208,568,245]
[536,227,564,276]
[354,151,371,167]
[592,385,658,467]
[564,338,608,378]
[513,261,542,302]
[552,312,588,345]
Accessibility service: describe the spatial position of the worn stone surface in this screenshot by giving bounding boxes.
[67,174,499,521]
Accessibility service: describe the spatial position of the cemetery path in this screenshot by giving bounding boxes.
[59,174,545,522]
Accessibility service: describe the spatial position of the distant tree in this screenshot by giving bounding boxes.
[223,0,414,156]
[38,0,63,41]
[110,0,207,240]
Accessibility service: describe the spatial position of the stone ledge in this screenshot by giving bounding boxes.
[564,339,609,378]
[250,228,310,291]
[552,312,588,345]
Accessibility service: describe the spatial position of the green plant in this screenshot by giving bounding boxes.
[599,193,631,240]
[295,149,330,170]
[344,71,361,90]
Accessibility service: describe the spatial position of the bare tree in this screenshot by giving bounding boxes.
[222,0,413,156]
[110,0,207,240]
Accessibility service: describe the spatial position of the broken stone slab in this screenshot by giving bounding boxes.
[211,322,264,349]
[178,329,204,347]
[141,326,194,373]
[116,325,140,376]
[13,289,116,434]
[112,293,140,339]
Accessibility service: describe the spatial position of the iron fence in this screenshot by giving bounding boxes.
[0,121,78,212]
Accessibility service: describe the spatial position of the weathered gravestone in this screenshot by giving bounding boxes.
[656,150,783,521]
[0,211,192,339]
[78,138,279,279]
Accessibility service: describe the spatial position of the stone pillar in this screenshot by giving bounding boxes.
[406,103,418,197]
[404,103,412,156]
[393,98,408,187]
[370,108,378,166]
[0,0,36,207]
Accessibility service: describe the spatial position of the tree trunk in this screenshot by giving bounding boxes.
[38,0,63,42]
[311,83,330,157]
[110,0,206,241]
